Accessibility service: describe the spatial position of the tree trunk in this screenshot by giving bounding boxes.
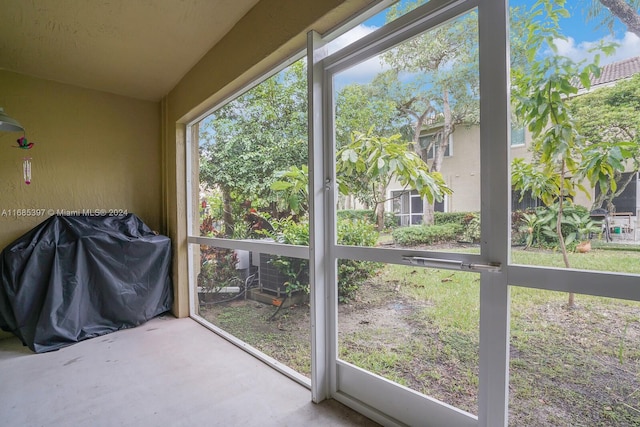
[345,195,353,210]
[222,186,234,238]
[591,170,636,213]
[599,0,640,37]
[556,160,575,308]
[375,182,386,231]
[375,202,385,231]
[422,87,452,225]
[423,200,435,226]
[412,109,433,163]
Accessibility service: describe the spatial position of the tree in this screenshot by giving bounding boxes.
[335,79,406,209]
[271,129,451,231]
[335,81,402,149]
[569,73,640,213]
[199,60,308,236]
[336,129,451,230]
[511,0,617,308]
[586,0,640,37]
[381,3,480,224]
[269,165,309,217]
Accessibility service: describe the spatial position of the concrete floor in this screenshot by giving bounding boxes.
[0,316,379,427]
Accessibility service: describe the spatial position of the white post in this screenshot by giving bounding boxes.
[308,30,330,403]
[478,0,511,425]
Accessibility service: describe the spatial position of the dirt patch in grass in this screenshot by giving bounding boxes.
[197,246,640,426]
[509,297,640,426]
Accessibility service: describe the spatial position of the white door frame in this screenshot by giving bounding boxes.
[310,0,510,425]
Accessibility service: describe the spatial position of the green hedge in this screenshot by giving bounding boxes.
[433,211,477,226]
[337,209,399,230]
[337,209,375,222]
[392,223,463,246]
[337,219,381,302]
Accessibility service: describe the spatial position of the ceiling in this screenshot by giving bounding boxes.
[0,0,262,101]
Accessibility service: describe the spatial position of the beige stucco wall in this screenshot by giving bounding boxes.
[386,126,485,214]
[0,70,160,338]
[440,125,481,212]
[163,0,376,317]
[387,124,594,216]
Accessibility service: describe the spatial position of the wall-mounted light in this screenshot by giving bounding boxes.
[0,107,24,132]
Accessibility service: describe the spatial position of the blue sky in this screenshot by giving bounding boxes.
[330,0,640,86]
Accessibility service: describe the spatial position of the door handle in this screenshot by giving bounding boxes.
[402,256,501,273]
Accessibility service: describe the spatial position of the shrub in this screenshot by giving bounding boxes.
[266,218,310,296]
[383,212,400,230]
[433,211,476,226]
[337,209,398,230]
[513,204,596,249]
[460,213,481,243]
[337,218,379,247]
[198,216,239,293]
[337,209,375,223]
[337,219,381,302]
[198,248,238,293]
[392,223,462,246]
[511,210,529,246]
[266,217,380,302]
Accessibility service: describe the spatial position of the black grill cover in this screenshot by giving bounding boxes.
[0,214,173,353]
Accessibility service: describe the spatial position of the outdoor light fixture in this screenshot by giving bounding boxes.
[0,107,24,132]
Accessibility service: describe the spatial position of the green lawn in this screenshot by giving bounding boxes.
[345,248,640,425]
[201,245,640,426]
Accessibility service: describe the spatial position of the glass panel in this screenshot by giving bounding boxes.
[196,59,309,243]
[509,288,640,426]
[193,243,311,377]
[338,263,480,414]
[334,7,481,253]
[509,0,640,275]
[411,191,423,215]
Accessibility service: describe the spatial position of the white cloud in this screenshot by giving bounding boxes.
[334,55,390,86]
[327,24,394,89]
[552,32,640,65]
[327,24,379,54]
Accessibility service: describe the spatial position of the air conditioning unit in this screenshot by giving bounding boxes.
[258,253,290,297]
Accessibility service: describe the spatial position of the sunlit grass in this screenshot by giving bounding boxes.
[342,246,640,424]
[379,265,479,332]
[511,247,640,274]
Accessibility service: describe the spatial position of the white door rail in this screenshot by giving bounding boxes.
[403,256,501,273]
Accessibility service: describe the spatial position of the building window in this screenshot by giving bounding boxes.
[512,188,541,212]
[391,190,424,226]
[420,133,453,159]
[594,171,638,214]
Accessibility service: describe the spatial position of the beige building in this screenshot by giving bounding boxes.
[387,56,640,227]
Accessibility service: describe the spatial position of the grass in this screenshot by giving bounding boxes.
[199,300,312,376]
[512,246,640,274]
[337,264,481,413]
[339,248,640,424]
[198,245,640,426]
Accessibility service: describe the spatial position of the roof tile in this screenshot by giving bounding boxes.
[591,56,640,87]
